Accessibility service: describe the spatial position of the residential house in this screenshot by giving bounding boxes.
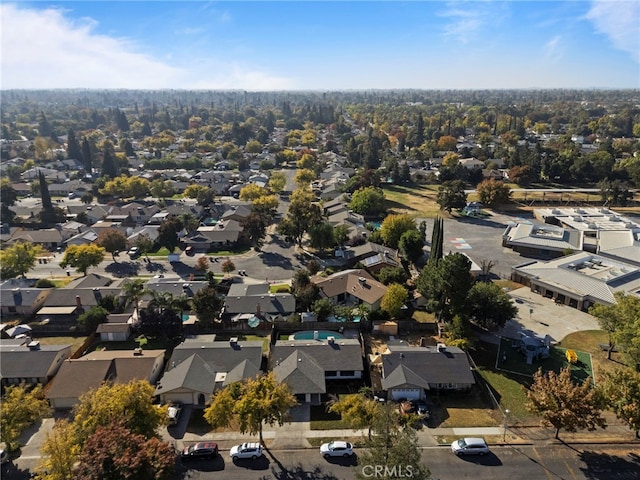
[338,242,402,273]
[380,341,475,401]
[66,204,109,224]
[35,287,123,325]
[312,269,387,311]
[46,349,166,409]
[9,229,64,250]
[0,284,53,317]
[155,337,263,406]
[0,339,72,389]
[183,220,245,252]
[221,205,252,223]
[222,282,295,323]
[458,157,485,170]
[271,337,364,405]
[65,229,100,246]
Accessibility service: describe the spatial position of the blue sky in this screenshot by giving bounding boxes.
[1,1,638,90]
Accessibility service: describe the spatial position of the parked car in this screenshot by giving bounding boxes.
[451,437,489,456]
[185,246,194,256]
[320,441,354,458]
[127,246,140,257]
[230,442,263,461]
[417,402,431,418]
[181,442,218,460]
[167,402,182,425]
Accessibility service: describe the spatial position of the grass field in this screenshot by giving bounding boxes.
[37,335,88,355]
[497,337,594,385]
[382,184,443,218]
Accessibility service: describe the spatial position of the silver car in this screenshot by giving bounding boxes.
[451,437,489,456]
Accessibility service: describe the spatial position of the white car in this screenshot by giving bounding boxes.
[230,442,263,461]
[320,440,354,458]
[451,437,489,456]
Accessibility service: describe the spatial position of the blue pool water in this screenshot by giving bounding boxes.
[289,330,345,340]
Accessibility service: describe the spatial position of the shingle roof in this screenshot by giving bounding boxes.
[224,293,295,315]
[168,341,263,375]
[154,354,217,395]
[271,338,362,373]
[0,343,71,379]
[381,345,475,387]
[313,269,387,306]
[273,350,326,395]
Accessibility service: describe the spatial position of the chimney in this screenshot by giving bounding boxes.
[256,303,261,316]
[76,295,82,308]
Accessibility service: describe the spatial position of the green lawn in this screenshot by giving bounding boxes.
[309,404,349,430]
[90,338,172,353]
[37,335,89,355]
[497,337,594,384]
[412,310,436,324]
[269,284,291,293]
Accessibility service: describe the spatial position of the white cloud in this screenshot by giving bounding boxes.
[544,35,565,62]
[438,1,508,45]
[0,3,292,89]
[585,0,640,63]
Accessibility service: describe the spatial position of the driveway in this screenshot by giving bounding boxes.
[499,287,600,343]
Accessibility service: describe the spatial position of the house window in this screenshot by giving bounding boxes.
[340,370,355,377]
[8,306,16,313]
[325,371,337,377]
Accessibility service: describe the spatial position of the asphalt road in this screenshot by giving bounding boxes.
[5,444,638,480]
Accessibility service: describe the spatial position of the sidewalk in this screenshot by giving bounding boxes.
[164,422,638,452]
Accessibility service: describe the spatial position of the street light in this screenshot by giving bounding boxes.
[503,409,511,442]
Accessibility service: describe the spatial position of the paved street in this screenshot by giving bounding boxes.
[5,442,638,480]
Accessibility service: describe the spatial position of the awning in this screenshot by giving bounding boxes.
[36,306,77,315]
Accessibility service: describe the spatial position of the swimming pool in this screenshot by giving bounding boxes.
[289,330,345,341]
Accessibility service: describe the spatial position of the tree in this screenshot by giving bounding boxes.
[599,179,632,206]
[82,137,93,173]
[239,184,268,201]
[466,281,518,330]
[291,270,320,312]
[376,266,408,286]
[134,233,155,261]
[39,419,81,480]
[381,283,409,318]
[328,391,381,439]
[0,177,17,223]
[194,256,209,272]
[184,184,215,206]
[526,367,606,439]
[308,222,335,251]
[436,180,467,212]
[278,188,322,246]
[349,186,386,216]
[157,217,183,253]
[97,229,128,262]
[476,179,511,206]
[149,179,174,199]
[380,214,417,249]
[77,306,109,334]
[355,403,431,480]
[0,384,50,451]
[268,171,287,194]
[312,298,335,321]
[72,381,165,444]
[508,165,536,186]
[121,279,145,313]
[208,373,297,444]
[60,244,105,276]
[100,176,150,199]
[415,253,473,321]
[601,369,640,438]
[101,147,118,179]
[80,192,94,205]
[192,285,223,327]
[39,170,53,212]
[221,259,236,276]
[75,422,175,480]
[429,216,444,264]
[590,293,640,363]
[241,211,268,248]
[0,242,44,279]
[294,168,316,187]
[333,224,351,246]
[398,229,424,264]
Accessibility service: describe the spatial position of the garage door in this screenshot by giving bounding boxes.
[390,389,421,401]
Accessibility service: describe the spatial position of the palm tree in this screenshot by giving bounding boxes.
[120,279,145,315]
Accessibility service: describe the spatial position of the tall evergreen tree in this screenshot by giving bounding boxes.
[101,148,118,179]
[429,217,444,264]
[81,137,93,173]
[38,111,52,138]
[66,128,83,163]
[415,113,425,146]
[39,170,53,213]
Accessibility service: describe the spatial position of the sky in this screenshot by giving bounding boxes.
[1,1,639,90]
